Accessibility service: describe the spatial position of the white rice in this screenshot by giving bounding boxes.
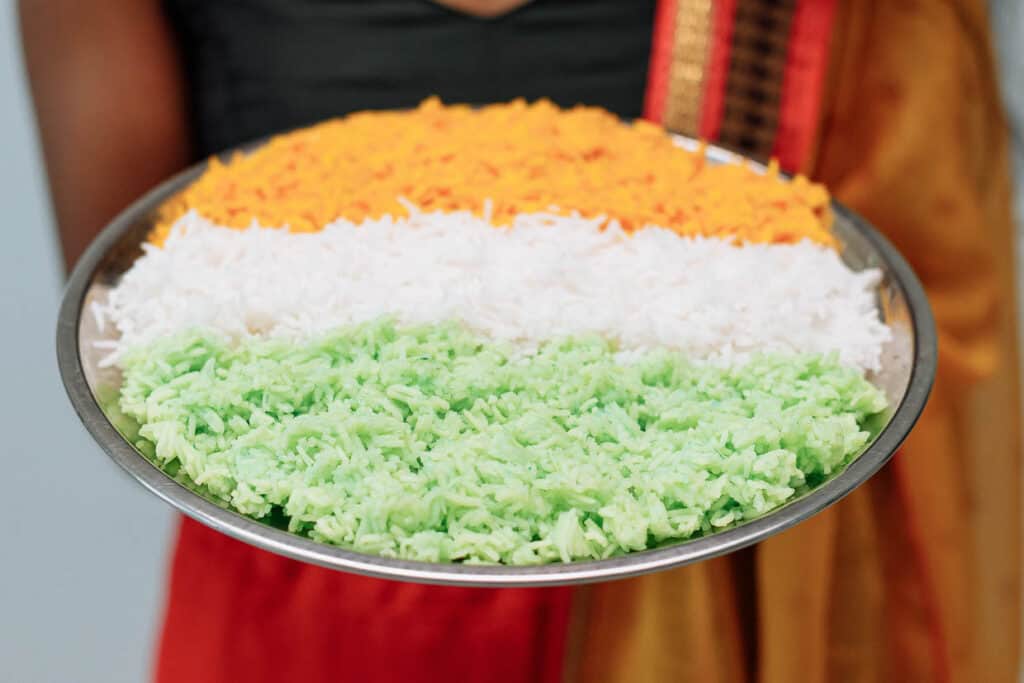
[94,208,891,371]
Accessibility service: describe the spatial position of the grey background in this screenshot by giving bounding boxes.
[992,0,1024,284]
[0,3,173,683]
[0,1,1020,681]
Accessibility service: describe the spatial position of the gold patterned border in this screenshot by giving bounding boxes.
[661,0,714,137]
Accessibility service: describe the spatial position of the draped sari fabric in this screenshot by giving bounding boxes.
[577,1,1020,682]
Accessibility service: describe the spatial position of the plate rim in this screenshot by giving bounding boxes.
[56,135,937,587]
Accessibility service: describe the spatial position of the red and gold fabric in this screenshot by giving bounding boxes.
[578,2,1020,682]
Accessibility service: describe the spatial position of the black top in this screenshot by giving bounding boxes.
[164,0,656,156]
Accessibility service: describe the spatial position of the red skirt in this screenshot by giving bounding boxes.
[155,517,573,683]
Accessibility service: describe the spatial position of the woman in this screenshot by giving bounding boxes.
[21,1,1019,681]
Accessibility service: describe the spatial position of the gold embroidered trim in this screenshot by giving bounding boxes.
[661,0,713,137]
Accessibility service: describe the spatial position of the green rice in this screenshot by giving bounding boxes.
[119,319,887,564]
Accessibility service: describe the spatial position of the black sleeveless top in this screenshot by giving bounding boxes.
[164,0,656,156]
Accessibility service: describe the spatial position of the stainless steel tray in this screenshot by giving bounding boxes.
[57,138,936,586]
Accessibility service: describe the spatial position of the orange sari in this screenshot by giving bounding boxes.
[577,1,1020,681]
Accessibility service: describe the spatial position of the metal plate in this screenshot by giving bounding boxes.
[57,137,936,587]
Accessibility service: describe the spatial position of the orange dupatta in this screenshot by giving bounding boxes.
[574,1,1020,681]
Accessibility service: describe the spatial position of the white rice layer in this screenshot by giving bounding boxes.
[94,209,891,371]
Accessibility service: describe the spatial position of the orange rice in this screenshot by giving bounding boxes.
[152,97,833,246]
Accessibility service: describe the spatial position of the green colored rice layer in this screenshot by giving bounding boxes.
[119,319,886,564]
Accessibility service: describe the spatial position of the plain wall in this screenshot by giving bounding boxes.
[992,0,1024,292]
[0,3,174,682]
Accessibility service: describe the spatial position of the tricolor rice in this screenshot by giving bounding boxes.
[96,99,893,564]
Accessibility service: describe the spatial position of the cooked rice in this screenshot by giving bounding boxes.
[96,209,889,371]
[119,319,886,564]
[150,97,832,246]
